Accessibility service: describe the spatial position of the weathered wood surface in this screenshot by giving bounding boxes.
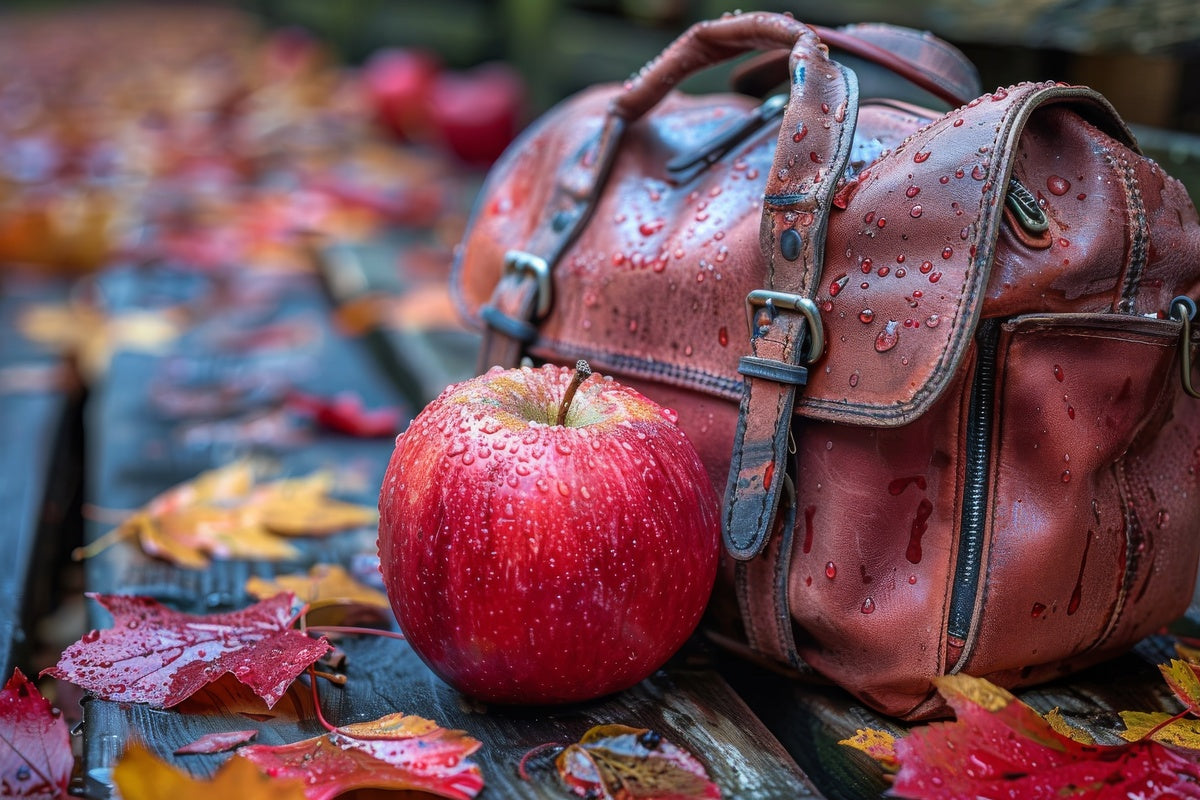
[75,262,818,799]
[0,269,78,677]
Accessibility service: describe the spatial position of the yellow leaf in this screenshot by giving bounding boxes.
[931,673,1018,713]
[1161,659,1200,714]
[113,741,307,800]
[838,728,900,770]
[77,462,371,569]
[1044,708,1095,745]
[245,564,389,611]
[1119,711,1200,749]
[1176,641,1200,664]
[17,302,181,379]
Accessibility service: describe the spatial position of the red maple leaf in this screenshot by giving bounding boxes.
[238,712,484,799]
[0,669,73,798]
[44,593,329,709]
[888,675,1200,799]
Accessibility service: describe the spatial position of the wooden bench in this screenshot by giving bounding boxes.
[60,253,1200,799]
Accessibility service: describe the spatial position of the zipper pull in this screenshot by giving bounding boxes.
[1005,177,1048,233]
[666,94,787,177]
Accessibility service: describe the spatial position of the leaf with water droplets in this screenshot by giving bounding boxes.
[884,674,1200,799]
[0,668,73,798]
[43,593,329,709]
[1044,708,1095,745]
[237,712,484,799]
[114,741,307,800]
[175,730,259,755]
[552,724,721,799]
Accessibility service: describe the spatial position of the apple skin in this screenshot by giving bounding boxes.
[377,364,720,704]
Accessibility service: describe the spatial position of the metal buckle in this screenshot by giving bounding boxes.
[503,250,552,319]
[744,289,825,364]
[1171,295,1200,399]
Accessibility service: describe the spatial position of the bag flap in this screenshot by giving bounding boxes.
[453,81,1185,427]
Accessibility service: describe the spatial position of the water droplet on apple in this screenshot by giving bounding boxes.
[661,407,679,424]
[555,441,572,455]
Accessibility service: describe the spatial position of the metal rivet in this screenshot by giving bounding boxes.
[780,229,803,261]
[551,210,573,232]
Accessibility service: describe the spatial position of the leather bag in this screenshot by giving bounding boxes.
[451,11,1200,718]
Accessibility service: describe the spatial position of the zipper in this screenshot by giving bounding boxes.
[947,319,1000,655]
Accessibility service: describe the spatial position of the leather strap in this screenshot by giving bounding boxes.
[477,119,625,371]
[723,37,860,561]
[736,472,802,665]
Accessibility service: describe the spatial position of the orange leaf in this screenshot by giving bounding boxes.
[553,724,721,799]
[114,741,306,800]
[75,462,374,568]
[839,728,899,770]
[238,712,484,800]
[245,564,391,627]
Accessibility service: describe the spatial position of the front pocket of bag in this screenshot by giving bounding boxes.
[955,312,1193,678]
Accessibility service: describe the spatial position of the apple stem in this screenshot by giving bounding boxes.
[555,360,592,427]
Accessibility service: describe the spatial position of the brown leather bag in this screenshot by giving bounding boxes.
[452,12,1200,718]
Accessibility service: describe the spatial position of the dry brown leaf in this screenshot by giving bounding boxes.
[246,564,391,627]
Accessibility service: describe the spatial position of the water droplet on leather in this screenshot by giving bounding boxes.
[829,274,848,296]
[861,257,873,274]
[971,164,986,180]
[864,211,875,225]
[909,205,923,218]
[874,320,900,353]
[876,217,887,228]
[908,574,918,585]
[895,267,907,278]
[825,561,837,579]
[719,327,729,347]
[1157,509,1170,528]
[1031,602,1047,618]
[926,313,941,327]
[1076,192,1087,200]
[858,309,874,323]
[1047,175,1070,196]
[929,272,942,283]
[1058,237,1070,248]
[952,118,964,127]
[684,345,693,356]
[877,266,890,277]
[860,597,876,614]
[906,186,920,198]
[848,372,859,387]
[1061,469,1072,483]
[913,150,931,163]
[942,246,954,260]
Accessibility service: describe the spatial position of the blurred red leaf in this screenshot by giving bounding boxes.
[175,729,259,755]
[886,674,1200,799]
[553,724,720,799]
[238,712,483,799]
[0,669,73,798]
[286,391,402,437]
[44,593,329,709]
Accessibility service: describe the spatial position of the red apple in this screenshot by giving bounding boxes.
[377,362,719,704]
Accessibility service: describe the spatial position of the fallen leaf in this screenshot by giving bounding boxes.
[1044,708,1096,745]
[238,712,484,799]
[0,669,73,798]
[838,728,899,770]
[1120,711,1200,749]
[75,461,376,568]
[44,593,329,709]
[885,674,1200,799]
[554,724,721,799]
[286,391,403,437]
[18,302,181,380]
[175,730,259,755]
[1162,659,1200,715]
[1177,640,1200,665]
[245,564,391,627]
[114,741,307,799]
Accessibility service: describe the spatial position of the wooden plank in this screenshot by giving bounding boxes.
[75,263,819,799]
[0,270,78,676]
